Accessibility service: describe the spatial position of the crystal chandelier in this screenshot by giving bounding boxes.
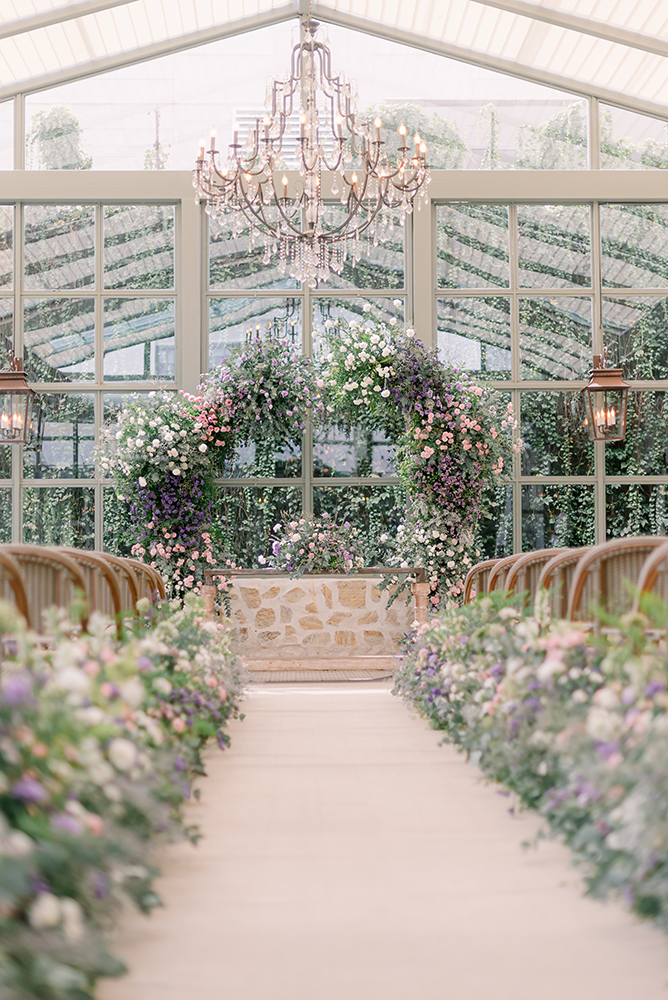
[193,16,430,287]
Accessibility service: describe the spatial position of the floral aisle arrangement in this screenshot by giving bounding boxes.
[0,596,245,1000]
[394,592,668,931]
[101,333,318,596]
[319,312,516,605]
[260,513,364,576]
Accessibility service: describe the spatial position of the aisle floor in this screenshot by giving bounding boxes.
[99,682,668,1000]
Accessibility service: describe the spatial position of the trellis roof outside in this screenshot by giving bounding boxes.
[1,0,668,119]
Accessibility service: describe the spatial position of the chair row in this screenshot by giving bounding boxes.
[0,545,166,635]
[463,535,668,621]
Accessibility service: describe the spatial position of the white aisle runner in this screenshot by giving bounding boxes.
[99,683,668,1000]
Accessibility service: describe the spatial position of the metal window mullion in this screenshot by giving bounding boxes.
[13,94,24,171]
[508,204,523,553]
[588,98,600,171]
[14,201,23,543]
[303,269,313,519]
[590,199,607,542]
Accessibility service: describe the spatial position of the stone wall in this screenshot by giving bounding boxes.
[225,575,416,659]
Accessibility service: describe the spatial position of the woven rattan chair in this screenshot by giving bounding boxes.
[124,558,167,602]
[568,536,668,622]
[505,548,569,607]
[0,549,30,625]
[632,540,668,613]
[463,558,500,603]
[487,553,525,592]
[537,548,591,619]
[56,548,123,632]
[96,552,140,613]
[0,545,89,633]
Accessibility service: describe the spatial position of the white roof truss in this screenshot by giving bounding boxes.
[0,0,667,124]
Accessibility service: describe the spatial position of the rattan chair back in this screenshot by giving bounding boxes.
[0,549,30,625]
[568,536,668,622]
[463,558,501,603]
[632,540,668,612]
[537,548,592,619]
[96,552,140,613]
[487,553,525,592]
[124,558,166,602]
[56,548,122,630]
[0,545,89,632]
[505,548,569,606]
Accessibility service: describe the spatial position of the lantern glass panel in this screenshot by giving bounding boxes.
[584,386,628,441]
[0,389,33,444]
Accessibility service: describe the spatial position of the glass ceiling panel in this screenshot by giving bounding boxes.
[23,20,586,171]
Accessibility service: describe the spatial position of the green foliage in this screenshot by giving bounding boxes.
[364,103,469,169]
[26,107,92,171]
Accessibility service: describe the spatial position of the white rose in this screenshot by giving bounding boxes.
[363,303,372,312]
[406,328,415,338]
[593,687,620,710]
[29,893,61,930]
[119,678,145,708]
[107,738,138,772]
[76,706,106,726]
[172,468,181,476]
[199,443,207,452]
[53,668,90,697]
[153,677,172,696]
[586,707,621,742]
[138,477,147,487]
[257,555,267,565]
[61,898,85,942]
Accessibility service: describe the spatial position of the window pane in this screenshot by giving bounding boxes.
[437,297,511,380]
[477,485,513,559]
[522,484,595,551]
[313,484,406,563]
[521,391,593,476]
[24,298,95,382]
[601,205,668,289]
[519,297,592,380]
[607,484,668,539]
[0,206,12,289]
[24,393,95,479]
[312,297,403,346]
[313,418,398,478]
[0,102,12,171]
[23,487,95,548]
[0,446,10,478]
[103,486,132,556]
[104,205,175,289]
[600,105,668,170]
[0,489,10,542]
[517,205,591,289]
[603,296,668,379]
[209,298,302,366]
[209,213,298,291]
[214,486,302,566]
[103,299,175,381]
[219,439,301,479]
[103,391,151,425]
[0,300,12,367]
[24,205,95,290]
[316,205,404,290]
[436,205,509,289]
[605,392,668,476]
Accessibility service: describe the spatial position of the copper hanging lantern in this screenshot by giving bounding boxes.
[583,354,630,443]
[0,351,40,446]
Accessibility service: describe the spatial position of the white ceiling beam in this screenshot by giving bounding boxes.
[311,4,668,121]
[0,0,134,42]
[0,4,298,101]
[468,0,668,60]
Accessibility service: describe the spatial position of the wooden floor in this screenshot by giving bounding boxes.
[99,682,668,1000]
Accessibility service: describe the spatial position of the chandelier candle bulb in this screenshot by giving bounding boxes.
[209,128,216,151]
[282,174,288,199]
